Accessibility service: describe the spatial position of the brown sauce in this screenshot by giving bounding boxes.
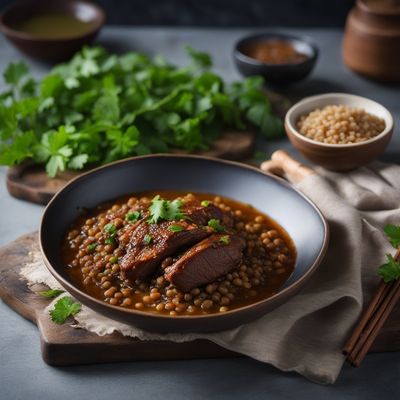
[62,191,296,316]
[243,39,309,64]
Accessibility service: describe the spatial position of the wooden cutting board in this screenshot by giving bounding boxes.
[6,130,255,205]
[0,232,399,366]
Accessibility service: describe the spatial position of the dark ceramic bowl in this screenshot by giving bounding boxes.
[0,0,105,61]
[40,155,329,333]
[285,93,394,171]
[233,32,318,85]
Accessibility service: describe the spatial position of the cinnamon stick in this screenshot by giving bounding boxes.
[342,280,387,356]
[351,281,400,367]
[343,249,400,366]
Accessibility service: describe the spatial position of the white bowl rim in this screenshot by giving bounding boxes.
[285,92,394,148]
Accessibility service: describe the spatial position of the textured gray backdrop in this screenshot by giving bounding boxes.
[0,0,354,27]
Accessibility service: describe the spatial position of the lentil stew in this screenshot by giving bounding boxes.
[62,191,296,316]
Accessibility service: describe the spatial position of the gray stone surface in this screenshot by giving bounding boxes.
[0,27,400,399]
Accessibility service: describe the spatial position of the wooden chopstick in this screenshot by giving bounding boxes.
[342,280,387,356]
[343,249,400,366]
[348,280,400,366]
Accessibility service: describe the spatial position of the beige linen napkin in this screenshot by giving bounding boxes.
[20,161,400,384]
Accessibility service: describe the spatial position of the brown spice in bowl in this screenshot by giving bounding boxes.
[244,40,309,65]
[297,105,385,144]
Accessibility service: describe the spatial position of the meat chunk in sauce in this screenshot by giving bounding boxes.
[164,234,245,292]
[120,200,233,282]
[120,220,208,281]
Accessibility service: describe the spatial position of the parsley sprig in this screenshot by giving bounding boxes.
[219,235,230,245]
[0,46,282,178]
[379,224,400,283]
[39,289,64,298]
[169,224,184,232]
[104,222,117,245]
[147,195,185,224]
[125,210,141,223]
[50,296,81,324]
[208,218,225,233]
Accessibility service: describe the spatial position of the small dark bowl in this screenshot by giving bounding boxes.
[233,32,319,85]
[40,155,328,333]
[0,0,105,61]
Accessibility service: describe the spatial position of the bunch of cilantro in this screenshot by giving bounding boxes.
[0,46,283,177]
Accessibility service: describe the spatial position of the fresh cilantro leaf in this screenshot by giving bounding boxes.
[219,235,230,245]
[68,154,88,170]
[208,219,225,232]
[87,243,97,252]
[93,90,120,123]
[49,296,81,324]
[185,45,212,69]
[143,234,153,245]
[104,223,117,245]
[105,236,116,245]
[147,196,185,224]
[384,224,400,248]
[0,46,282,176]
[165,199,185,221]
[20,77,36,97]
[0,131,36,165]
[46,154,69,177]
[40,74,63,98]
[147,195,165,224]
[125,211,141,222]
[38,289,64,298]
[201,200,210,207]
[80,58,99,77]
[4,61,29,86]
[105,126,139,162]
[104,223,116,234]
[379,254,400,283]
[33,126,74,177]
[246,103,283,139]
[168,224,184,232]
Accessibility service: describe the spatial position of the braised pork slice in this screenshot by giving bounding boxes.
[182,200,233,227]
[120,220,208,281]
[164,234,245,292]
[120,200,233,282]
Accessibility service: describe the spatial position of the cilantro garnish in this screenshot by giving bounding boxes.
[208,219,225,233]
[125,210,141,223]
[38,289,64,298]
[143,234,153,245]
[378,224,400,283]
[104,223,116,234]
[169,224,184,233]
[379,254,400,283]
[87,242,97,252]
[384,224,400,248]
[219,235,230,245]
[105,236,115,245]
[104,223,117,245]
[147,195,185,224]
[49,296,81,324]
[201,200,210,207]
[0,46,282,178]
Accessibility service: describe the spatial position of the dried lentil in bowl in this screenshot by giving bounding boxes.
[62,192,296,316]
[297,105,385,144]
